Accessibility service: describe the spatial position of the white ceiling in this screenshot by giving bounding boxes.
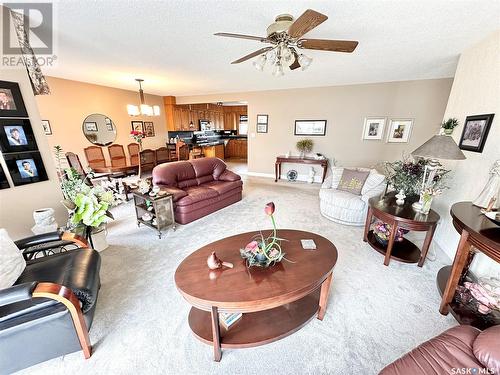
[25,0,500,96]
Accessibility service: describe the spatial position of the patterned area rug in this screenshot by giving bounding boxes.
[18,176,456,375]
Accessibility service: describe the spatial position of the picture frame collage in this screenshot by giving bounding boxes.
[362,117,414,143]
[256,114,268,133]
[0,80,48,187]
[131,120,156,137]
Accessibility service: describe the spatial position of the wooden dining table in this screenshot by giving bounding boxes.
[91,164,139,174]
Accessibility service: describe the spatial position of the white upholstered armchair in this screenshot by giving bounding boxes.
[319,167,386,226]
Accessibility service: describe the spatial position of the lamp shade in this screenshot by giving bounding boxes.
[411,135,466,160]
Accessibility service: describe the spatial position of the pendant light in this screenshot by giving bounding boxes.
[127,79,160,116]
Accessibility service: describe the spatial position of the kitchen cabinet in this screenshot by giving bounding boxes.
[203,144,225,159]
[225,139,247,159]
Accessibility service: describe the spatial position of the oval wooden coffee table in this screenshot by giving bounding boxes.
[174,229,338,361]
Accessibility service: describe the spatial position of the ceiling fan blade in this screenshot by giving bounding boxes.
[214,32,269,43]
[231,47,273,64]
[298,39,358,53]
[287,9,328,39]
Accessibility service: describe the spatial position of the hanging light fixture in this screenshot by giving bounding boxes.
[127,79,160,116]
[253,44,313,76]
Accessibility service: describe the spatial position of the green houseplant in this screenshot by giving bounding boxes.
[296,139,313,157]
[441,118,459,135]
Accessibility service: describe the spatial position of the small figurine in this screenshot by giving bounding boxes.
[207,251,233,270]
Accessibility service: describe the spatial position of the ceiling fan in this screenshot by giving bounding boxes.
[215,9,358,76]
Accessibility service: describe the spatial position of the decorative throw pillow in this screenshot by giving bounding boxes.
[0,228,26,289]
[337,169,370,195]
[473,325,500,372]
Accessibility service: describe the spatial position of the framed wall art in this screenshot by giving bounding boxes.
[294,120,327,136]
[0,118,39,153]
[131,121,144,133]
[4,151,48,186]
[458,114,495,153]
[257,124,268,133]
[257,114,268,125]
[387,119,413,143]
[0,80,28,118]
[362,117,386,140]
[105,117,114,131]
[0,163,10,189]
[41,120,52,135]
[143,121,155,137]
[84,122,98,132]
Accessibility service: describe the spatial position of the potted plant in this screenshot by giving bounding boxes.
[240,202,289,267]
[441,118,459,135]
[296,139,313,158]
[384,156,426,197]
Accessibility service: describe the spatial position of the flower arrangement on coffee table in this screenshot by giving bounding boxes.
[240,202,287,268]
[373,221,409,246]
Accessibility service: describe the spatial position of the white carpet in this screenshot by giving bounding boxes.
[18,176,456,375]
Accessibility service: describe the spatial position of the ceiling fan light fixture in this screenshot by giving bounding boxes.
[253,54,266,71]
[272,63,284,77]
[298,54,313,70]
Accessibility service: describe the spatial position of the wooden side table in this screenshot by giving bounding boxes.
[437,202,500,327]
[132,190,176,238]
[274,156,328,183]
[363,193,440,266]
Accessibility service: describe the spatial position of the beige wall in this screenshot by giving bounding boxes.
[36,77,167,167]
[177,78,453,180]
[433,31,500,277]
[0,69,67,239]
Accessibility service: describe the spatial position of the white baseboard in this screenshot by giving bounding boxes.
[246,171,323,183]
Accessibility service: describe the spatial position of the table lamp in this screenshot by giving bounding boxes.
[411,133,466,211]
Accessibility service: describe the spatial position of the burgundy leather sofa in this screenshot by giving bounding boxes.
[380,325,500,374]
[152,157,242,224]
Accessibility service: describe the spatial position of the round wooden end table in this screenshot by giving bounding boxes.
[363,193,440,266]
[174,229,338,362]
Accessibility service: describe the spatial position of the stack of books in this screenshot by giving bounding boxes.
[219,312,242,330]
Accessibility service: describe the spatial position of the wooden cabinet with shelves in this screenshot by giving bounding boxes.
[225,139,247,159]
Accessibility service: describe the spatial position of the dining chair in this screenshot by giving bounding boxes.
[190,146,204,160]
[139,149,156,176]
[166,143,177,161]
[107,144,127,167]
[83,146,106,169]
[155,147,170,165]
[66,152,110,185]
[176,141,189,161]
[127,143,140,165]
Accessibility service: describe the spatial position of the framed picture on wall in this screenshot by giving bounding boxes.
[0,163,10,189]
[41,120,52,135]
[257,114,268,125]
[387,119,413,143]
[294,120,327,136]
[362,117,386,140]
[105,117,114,131]
[0,80,28,118]
[131,121,144,133]
[257,124,268,133]
[458,114,495,153]
[4,151,48,186]
[143,121,155,137]
[0,118,39,153]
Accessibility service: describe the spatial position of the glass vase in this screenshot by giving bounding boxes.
[421,195,433,214]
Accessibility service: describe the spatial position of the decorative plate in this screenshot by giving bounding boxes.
[287,169,298,182]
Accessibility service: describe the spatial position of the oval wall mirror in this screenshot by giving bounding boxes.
[82,114,117,146]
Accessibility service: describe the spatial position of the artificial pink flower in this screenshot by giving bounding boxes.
[265,202,275,216]
[269,249,279,258]
[245,241,259,253]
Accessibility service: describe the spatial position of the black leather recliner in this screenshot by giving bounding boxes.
[0,231,101,374]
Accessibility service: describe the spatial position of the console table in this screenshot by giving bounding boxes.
[363,193,440,266]
[275,156,328,183]
[438,202,500,327]
[175,230,337,362]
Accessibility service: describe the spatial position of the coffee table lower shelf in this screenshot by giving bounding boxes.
[188,290,320,349]
[366,230,421,263]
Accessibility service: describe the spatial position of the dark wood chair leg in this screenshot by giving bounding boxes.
[210,306,222,362]
[317,272,333,321]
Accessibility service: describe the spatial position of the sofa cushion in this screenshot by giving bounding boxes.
[330,167,345,189]
[203,180,243,195]
[337,168,369,195]
[380,325,482,375]
[0,228,26,290]
[473,325,500,372]
[361,169,386,195]
[219,170,241,182]
[176,186,219,207]
[319,189,366,211]
[15,249,101,313]
[152,161,196,188]
[190,157,226,179]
